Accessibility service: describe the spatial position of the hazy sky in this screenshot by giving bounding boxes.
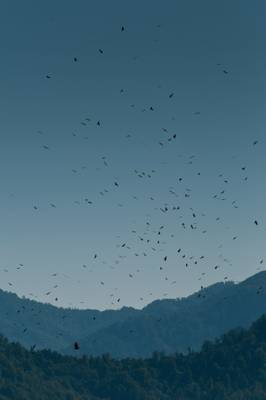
[0,0,265,310]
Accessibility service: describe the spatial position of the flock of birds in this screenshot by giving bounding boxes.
[1,23,264,353]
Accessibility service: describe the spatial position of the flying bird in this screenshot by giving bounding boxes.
[74,342,80,350]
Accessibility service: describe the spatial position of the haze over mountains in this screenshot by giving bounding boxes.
[0,271,266,358]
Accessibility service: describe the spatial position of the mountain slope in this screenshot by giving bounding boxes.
[0,289,137,352]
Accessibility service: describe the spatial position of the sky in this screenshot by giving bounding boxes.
[0,0,265,310]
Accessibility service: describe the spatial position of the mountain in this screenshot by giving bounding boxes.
[0,289,137,352]
[65,271,266,357]
[0,272,266,358]
[1,315,266,399]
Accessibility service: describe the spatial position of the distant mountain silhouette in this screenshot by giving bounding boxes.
[0,290,137,352]
[1,314,266,399]
[0,272,266,358]
[64,271,266,357]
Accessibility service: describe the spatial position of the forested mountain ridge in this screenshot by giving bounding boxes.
[0,315,266,399]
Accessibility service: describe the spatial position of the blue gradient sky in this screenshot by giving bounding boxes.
[0,0,265,309]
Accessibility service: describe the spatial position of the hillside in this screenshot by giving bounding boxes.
[0,272,266,357]
[0,315,266,399]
